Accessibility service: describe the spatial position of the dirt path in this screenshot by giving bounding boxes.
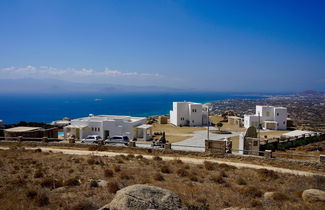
[1,146,324,177]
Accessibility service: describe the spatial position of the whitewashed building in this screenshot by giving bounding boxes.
[244,105,287,130]
[64,114,152,141]
[170,102,208,126]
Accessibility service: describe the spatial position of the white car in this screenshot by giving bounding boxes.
[104,136,129,145]
[81,135,102,144]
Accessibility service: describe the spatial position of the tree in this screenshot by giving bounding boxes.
[216,122,223,131]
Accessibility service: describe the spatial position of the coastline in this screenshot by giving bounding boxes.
[0,92,267,124]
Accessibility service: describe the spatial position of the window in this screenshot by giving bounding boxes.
[266,111,270,117]
[98,128,100,131]
[283,121,285,125]
[192,120,194,123]
[92,127,94,131]
[253,141,258,146]
[277,113,279,116]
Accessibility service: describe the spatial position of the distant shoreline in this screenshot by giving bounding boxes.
[0,93,273,124]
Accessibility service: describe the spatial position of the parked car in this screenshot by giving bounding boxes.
[81,135,102,144]
[104,136,129,145]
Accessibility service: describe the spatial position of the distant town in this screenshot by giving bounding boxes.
[207,90,325,131]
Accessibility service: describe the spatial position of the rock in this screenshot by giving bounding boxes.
[52,186,67,193]
[302,189,325,203]
[101,184,187,210]
[223,208,251,210]
[97,180,108,187]
[263,192,288,200]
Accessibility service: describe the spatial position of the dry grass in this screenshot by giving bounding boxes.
[104,169,114,177]
[210,115,246,132]
[152,123,205,135]
[165,135,192,143]
[0,149,323,209]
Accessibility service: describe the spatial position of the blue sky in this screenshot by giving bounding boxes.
[0,0,324,92]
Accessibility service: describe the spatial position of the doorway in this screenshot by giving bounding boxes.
[104,130,110,139]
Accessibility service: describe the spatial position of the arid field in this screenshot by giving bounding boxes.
[0,148,324,210]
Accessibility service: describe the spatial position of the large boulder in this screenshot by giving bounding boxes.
[302,189,325,203]
[101,184,187,210]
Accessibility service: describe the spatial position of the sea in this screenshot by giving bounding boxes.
[0,92,266,124]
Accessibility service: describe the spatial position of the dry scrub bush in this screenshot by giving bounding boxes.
[36,193,49,207]
[33,169,43,178]
[153,173,164,181]
[64,178,80,186]
[177,168,189,177]
[257,169,279,180]
[172,159,183,164]
[153,156,162,161]
[189,174,198,182]
[107,182,119,193]
[119,171,133,180]
[72,201,98,210]
[160,165,171,174]
[235,177,247,185]
[204,161,216,170]
[236,186,262,198]
[88,145,106,151]
[34,148,42,153]
[127,154,135,159]
[219,170,227,177]
[210,175,225,184]
[113,165,121,172]
[218,163,237,171]
[270,192,289,201]
[40,178,63,189]
[104,169,114,177]
[136,155,144,159]
[250,199,262,207]
[90,180,98,188]
[87,157,103,165]
[26,190,37,200]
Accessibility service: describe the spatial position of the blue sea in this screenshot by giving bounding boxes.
[0,92,265,124]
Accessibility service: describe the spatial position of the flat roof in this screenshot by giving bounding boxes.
[73,115,145,122]
[5,126,41,132]
[136,124,153,129]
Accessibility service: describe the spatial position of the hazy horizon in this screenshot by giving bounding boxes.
[1,1,324,93]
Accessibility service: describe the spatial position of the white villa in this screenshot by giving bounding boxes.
[63,114,152,141]
[170,102,208,126]
[244,105,287,130]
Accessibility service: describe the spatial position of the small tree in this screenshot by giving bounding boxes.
[216,122,223,131]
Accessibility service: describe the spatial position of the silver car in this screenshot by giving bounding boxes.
[104,136,129,145]
[81,135,102,144]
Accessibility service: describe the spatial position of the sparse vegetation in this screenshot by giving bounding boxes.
[104,169,114,177]
[153,173,164,181]
[160,165,171,173]
[107,182,119,194]
[0,149,323,209]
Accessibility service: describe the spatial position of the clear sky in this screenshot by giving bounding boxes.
[0,0,324,92]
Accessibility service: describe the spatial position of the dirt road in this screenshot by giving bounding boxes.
[1,146,324,177]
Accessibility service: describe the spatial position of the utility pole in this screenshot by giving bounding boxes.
[258,112,261,142]
[207,107,210,140]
